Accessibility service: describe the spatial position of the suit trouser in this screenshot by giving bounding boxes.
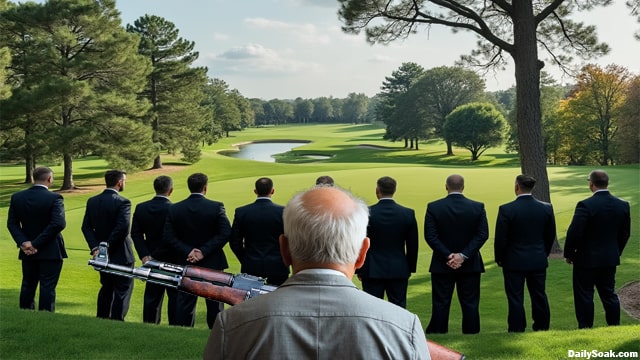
[502,268,550,332]
[572,266,620,328]
[427,272,481,334]
[20,259,63,312]
[143,282,178,325]
[175,292,223,329]
[97,271,134,321]
[361,277,409,308]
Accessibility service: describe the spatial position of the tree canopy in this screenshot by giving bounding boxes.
[377,62,424,146]
[127,14,209,168]
[338,0,616,203]
[1,0,154,189]
[558,64,631,165]
[444,102,505,161]
[410,66,485,155]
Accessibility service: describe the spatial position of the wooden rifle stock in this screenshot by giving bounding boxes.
[182,266,234,286]
[180,277,248,305]
[427,340,465,360]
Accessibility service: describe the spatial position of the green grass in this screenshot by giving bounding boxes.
[1,124,638,359]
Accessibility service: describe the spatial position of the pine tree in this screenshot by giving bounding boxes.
[127,15,208,168]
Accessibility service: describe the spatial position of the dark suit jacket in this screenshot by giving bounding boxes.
[357,199,419,278]
[564,190,630,268]
[81,189,134,265]
[229,198,288,277]
[494,195,556,271]
[131,196,174,263]
[163,194,231,269]
[424,193,488,274]
[7,185,67,260]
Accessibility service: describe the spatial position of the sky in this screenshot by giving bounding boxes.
[33,0,640,99]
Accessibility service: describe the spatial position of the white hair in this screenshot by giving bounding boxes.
[283,187,369,265]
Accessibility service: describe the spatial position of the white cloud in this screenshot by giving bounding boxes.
[206,43,323,75]
[244,17,331,45]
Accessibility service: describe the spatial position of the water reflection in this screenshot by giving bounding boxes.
[226,142,308,163]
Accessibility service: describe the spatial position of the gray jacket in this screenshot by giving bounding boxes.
[204,271,430,360]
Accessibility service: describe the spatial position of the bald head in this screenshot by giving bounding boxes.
[301,186,356,216]
[446,174,464,193]
[282,186,369,267]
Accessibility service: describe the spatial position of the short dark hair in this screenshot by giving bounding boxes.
[589,170,609,188]
[105,170,126,187]
[255,177,273,196]
[376,176,396,196]
[515,174,536,192]
[187,173,208,193]
[153,175,173,195]
[446,174,464,191]
[315,175,334,186]
[33,167,53,182]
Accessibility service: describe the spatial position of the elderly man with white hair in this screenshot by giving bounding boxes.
[204,185,430,360]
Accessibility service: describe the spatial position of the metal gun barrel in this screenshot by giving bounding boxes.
[89,259,181,288]
[143,259,185,274]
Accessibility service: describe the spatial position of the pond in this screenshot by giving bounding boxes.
[225,141,310,163]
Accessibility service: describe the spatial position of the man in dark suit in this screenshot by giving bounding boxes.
[424,174,488,334]
[131,175,177,325]
[564,170,630,329]
[82,169,135,321]
[229,177,289,285]
[357,176,418,308]
[494,174,556,332]
[7,166,67,312]
[163,173,231,329]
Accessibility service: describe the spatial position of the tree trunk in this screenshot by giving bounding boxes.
[23,154,35,184]
[61,152,74,190]
[152,154,162,169]
[512,1,558,252]
[415,138,419,150]
[446,140,454,155]
[404,137,408,148]
[151,77,161,170]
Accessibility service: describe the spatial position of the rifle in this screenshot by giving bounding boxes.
[88,242,275,305]
[89,242,465,360]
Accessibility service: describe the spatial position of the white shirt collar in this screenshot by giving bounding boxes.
[297,268,347,278]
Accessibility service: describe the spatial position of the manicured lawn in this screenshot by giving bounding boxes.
[1,124,638,359]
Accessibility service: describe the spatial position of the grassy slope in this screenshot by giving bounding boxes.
[1,124,638,359]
